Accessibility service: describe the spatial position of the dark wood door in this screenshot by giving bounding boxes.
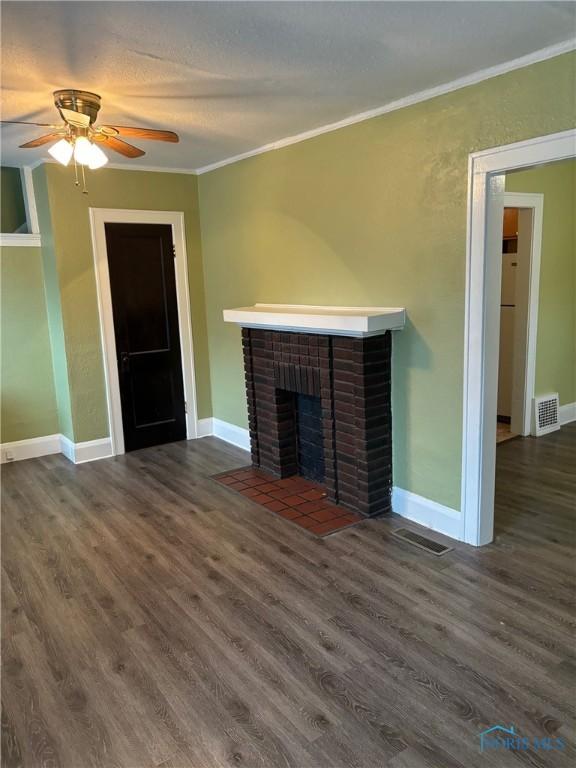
[105,222,187,452]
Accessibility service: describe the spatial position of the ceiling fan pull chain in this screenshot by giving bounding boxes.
[74,155,79,187]
[81,163,88,194]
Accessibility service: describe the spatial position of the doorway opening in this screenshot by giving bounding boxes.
[462,128,575,546]
[496,196,543,444]
[494,158,575,539]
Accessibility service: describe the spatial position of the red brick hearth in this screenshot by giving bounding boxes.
[241,327,393,518]
[214,466,363,537]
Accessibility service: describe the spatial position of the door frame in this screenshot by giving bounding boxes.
[501,193,544,437]
[89,208,199,455]
[462,128,575,546]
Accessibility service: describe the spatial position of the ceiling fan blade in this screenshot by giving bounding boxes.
[1,120,59,127]
[60,107,90,128]
[19,133,62,148]
[103,126,179,143]
[102,136,145,158]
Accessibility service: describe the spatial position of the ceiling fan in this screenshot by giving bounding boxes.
[1,89,179,190]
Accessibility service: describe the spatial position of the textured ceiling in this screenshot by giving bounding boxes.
[1,1,574,171]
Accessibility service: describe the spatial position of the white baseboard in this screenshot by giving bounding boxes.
[212,418,251,451]
[559,401,576,426]
[196,417,214,438]
[1,418,246,465]
[391,487,463,541]
[60,436,113,464]
[59,435,76,463]
[0,434,113,465]
[0,434,61,464]
[195,416,251,449]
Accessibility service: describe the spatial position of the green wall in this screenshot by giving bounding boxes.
[33,166,74,439]
[0,246,59,442]
[199,52,575,510]
[506,159,576,407]
[1,51,574,507]
[35,164,211,442]
[1,167,27,233]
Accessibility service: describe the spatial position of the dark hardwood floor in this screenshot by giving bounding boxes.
[2,426,575,768]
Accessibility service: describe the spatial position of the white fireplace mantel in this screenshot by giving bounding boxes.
[223,304,406,337]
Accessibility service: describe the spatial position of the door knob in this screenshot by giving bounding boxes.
[120,352,130,373]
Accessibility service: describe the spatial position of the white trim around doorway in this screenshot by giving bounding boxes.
[89,208,199,456]
[462,128,576,547]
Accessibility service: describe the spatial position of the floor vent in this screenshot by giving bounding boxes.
[392,528,452,556]
[534,393,560,437]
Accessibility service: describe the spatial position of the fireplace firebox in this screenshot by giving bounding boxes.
[295,393,325,483]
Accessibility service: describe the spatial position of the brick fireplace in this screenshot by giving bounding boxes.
[225,305,405,519]
[238,326,399,518]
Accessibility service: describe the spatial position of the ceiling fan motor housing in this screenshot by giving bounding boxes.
[53,89,101,124]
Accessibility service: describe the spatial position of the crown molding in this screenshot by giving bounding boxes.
[13,39,575,178]
[195,38,576,174]
[27,158,198,175]
[104,162,197,175]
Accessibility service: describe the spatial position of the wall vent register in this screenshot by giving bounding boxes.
[392,528,452,556]
[533,393,560,437]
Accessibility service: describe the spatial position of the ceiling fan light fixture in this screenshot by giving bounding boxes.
[3,88,179,192]
[48,138,73,166]
[87,142,108,169]
[73,136,93,165]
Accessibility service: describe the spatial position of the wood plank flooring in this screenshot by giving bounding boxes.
[2,426,575,767]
